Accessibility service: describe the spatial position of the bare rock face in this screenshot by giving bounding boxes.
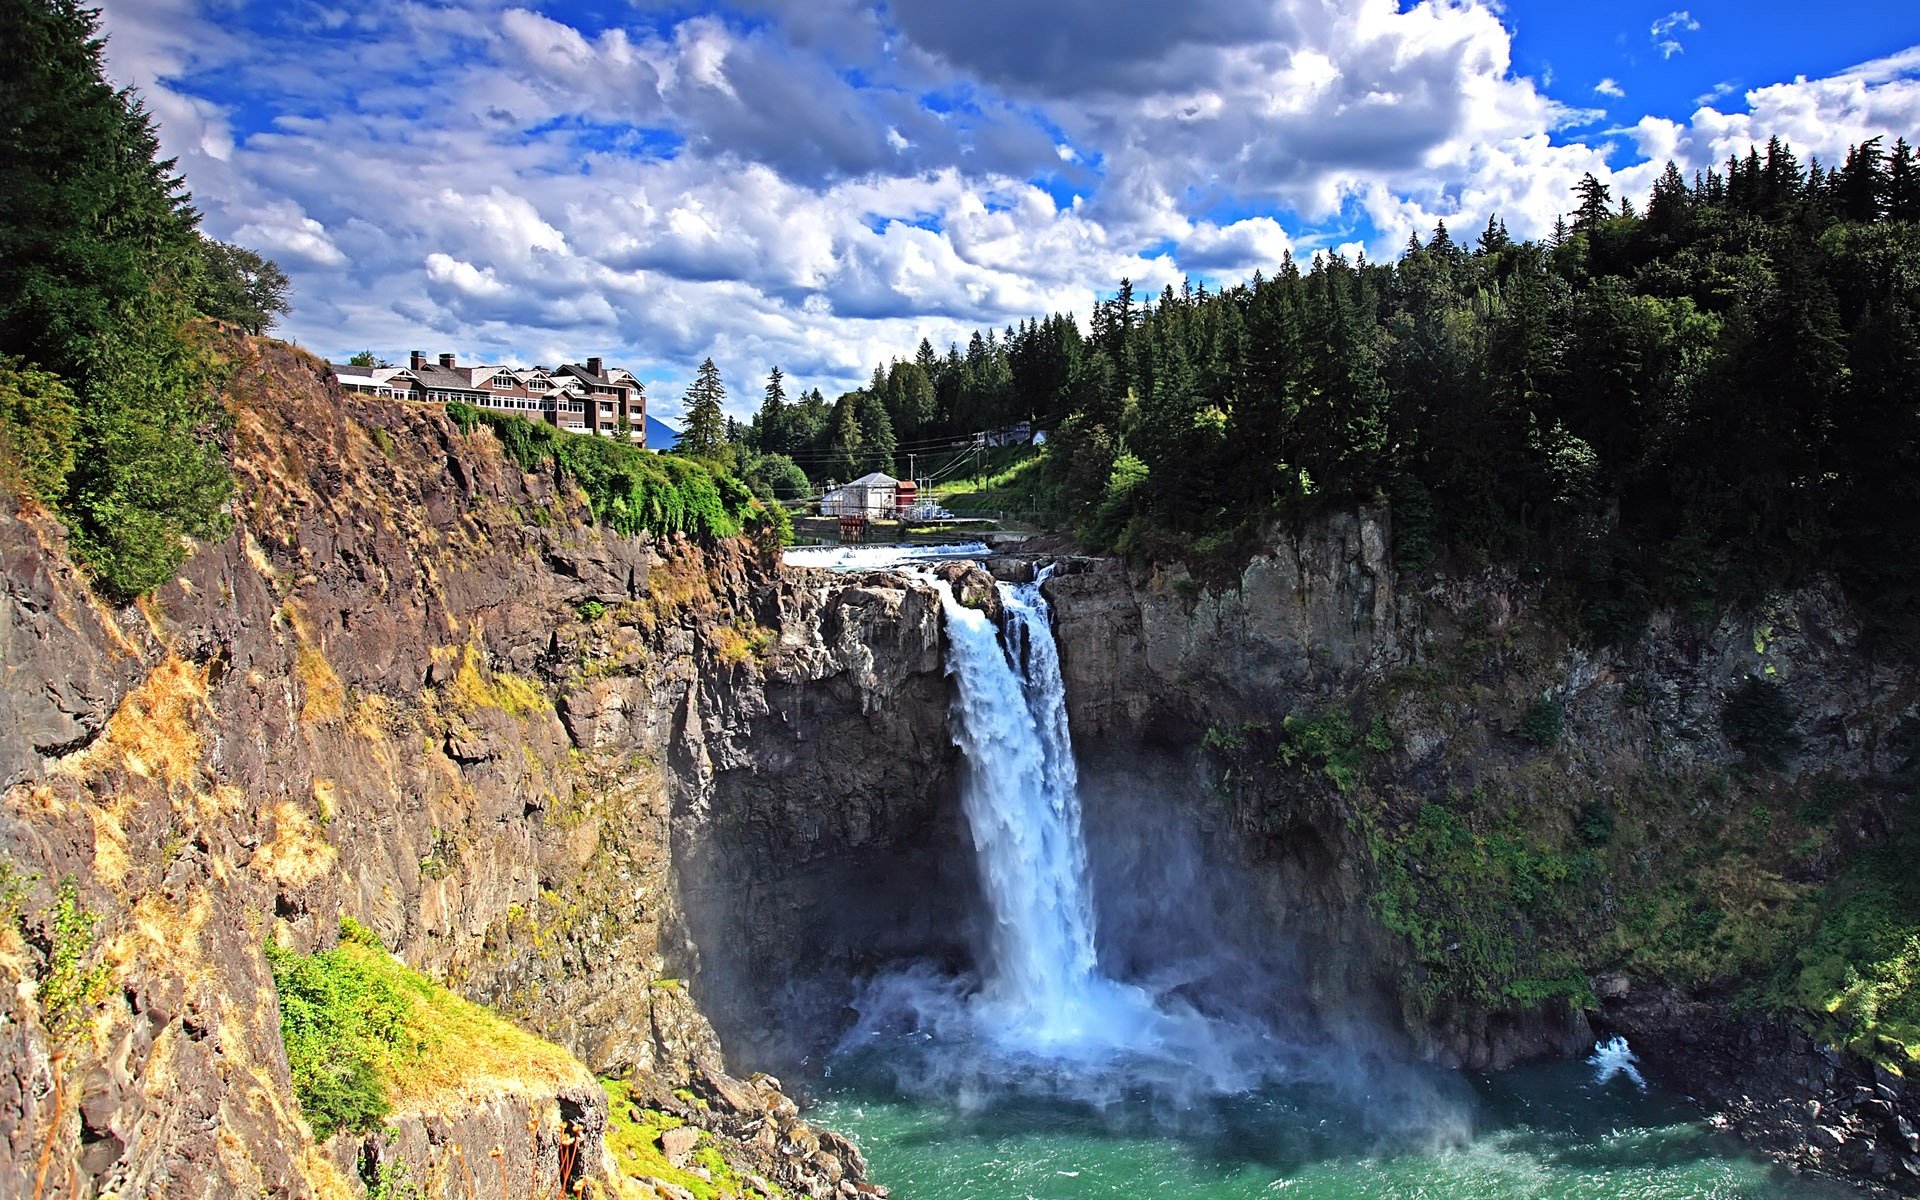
[0,505,139,791]
[1038,506,1920,1191]
[0,338,939,1198]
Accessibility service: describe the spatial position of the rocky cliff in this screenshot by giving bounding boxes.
[0,337,961,1199]
[1032,507,1920,1191]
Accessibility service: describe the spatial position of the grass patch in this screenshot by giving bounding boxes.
[297,645,347,724]
[712,621,774,667]
[441,643,550,718]
[268,918,588,1141]
[601,1078,755,1200]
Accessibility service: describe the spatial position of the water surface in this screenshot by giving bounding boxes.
[812,1055,1855,1200]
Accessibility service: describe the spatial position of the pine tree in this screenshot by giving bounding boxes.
[754,366,789,455]
[855,389,896,474]
[825,393,862,480]
[0,0,233,596]
[1888,138,1920,223]
[677,357,727,459]
[1836,137,1887,222]
[1571,174,1613,231]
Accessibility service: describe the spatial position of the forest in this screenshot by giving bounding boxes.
[0,0,291,597]
[747,136,1920,651]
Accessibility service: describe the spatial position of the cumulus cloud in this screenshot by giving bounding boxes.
[1595,78,1625,98]
[88,0,1920,416]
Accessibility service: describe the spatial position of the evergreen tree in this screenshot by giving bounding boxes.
[196,240,291,334]
[854,388,896,474]
[1571,173,1613,231]
[1888,138,1920,223]
[825,393,862,480]
[1836,137,1887,222]
[676,357,727,459]
[0,0,234,596]
[754,366,789,455]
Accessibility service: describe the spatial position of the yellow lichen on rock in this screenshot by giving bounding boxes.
[254,800,338,889]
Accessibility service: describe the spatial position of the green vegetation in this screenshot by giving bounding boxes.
[447,401,764,542]
[1772,832,1920,1068]
[1721,675,1801,767]
[1516,698,1565,747]
[0,0,299,597]
[0,872,116,1045]
[266,918,415,1139]
[1202,706,1873,1032]
[601,1078,755,1200]
[267,916,586,1141]
[38,878,113,1040]
[783,134,1920,654]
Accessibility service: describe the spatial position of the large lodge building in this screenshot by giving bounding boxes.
[329,352,647,442]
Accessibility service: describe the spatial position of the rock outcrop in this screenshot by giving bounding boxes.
[0,338,958,1198]
[1027,507,1920,1192]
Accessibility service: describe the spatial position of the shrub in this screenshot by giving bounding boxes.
[448,403,755,542]
[1721,675,1800,767]
[1578,797,1615,845]
[36,878,111,1041]
[1516,697,1565,746]
[0,357,77,504]
[266,919,414,1140]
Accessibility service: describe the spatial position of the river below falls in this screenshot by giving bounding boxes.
[810,1054,1860,1199]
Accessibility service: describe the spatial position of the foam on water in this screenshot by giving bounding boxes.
[1588,1036,1648,1090]
[783,542,992,572]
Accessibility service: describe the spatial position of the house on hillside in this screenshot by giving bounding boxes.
[555,357,647,442]
[329,352,646,443]
[820,472,901,518]
[329,363,418,398]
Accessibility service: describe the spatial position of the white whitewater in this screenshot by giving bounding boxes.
[926,567,1241,1074]
[1588,1036,1647,1090]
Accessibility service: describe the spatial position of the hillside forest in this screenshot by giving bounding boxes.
[745,138,1920,652]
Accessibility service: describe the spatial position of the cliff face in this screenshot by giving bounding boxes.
[1036,508,1920,1189]
[0,339,959,1199]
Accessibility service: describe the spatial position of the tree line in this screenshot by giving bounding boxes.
[736,133,1920,651]
[1,0,292,596]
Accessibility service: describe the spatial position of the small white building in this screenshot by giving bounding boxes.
[820,472,900,518]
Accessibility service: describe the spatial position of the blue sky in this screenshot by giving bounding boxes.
[96,0,1920,423]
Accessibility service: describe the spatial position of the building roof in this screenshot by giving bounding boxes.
[411,362,486,393]
[556,363,613,387]
[845,472,899,488]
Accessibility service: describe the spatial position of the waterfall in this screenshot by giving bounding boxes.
[926,568,1201,1063]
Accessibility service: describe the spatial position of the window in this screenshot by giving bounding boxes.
[493,375,515,389]
[529,378,547,391]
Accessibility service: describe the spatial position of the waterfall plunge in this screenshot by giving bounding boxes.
[936,570,1156,1055]
[901,568,1257,1085]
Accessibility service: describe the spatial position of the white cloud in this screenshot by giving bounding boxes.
[1651,10,1700,59]
[1595,78,1625,98]
[87,0,1920,414]
[1695,80,1736,106]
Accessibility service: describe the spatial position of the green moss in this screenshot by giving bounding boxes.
[601,1079,757,1200]
[1771,834,1920,1067]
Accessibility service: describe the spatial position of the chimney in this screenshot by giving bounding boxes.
[410,350,425,370]
[439,352,456,369]
[586,356,603,376]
